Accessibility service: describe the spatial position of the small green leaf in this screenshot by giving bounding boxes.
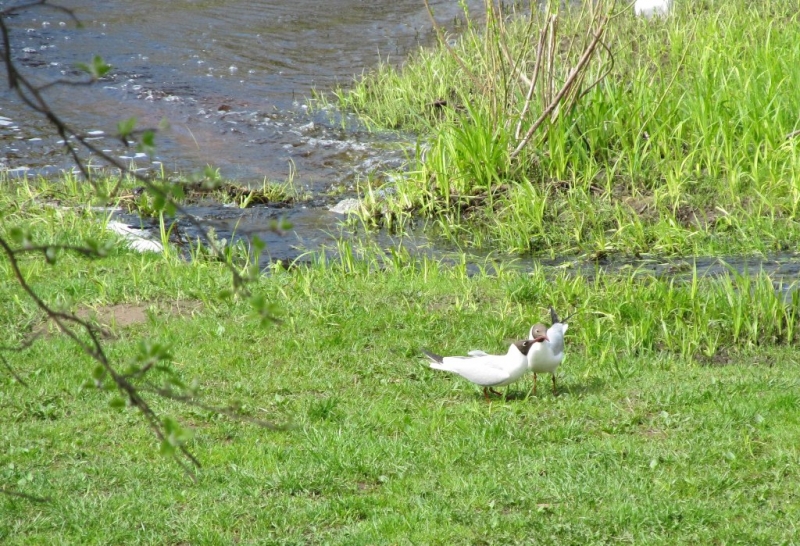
[152,192,167,212]
[251,235,266,253]
[201,165,222,189]
[92,364,106,383]
[170,184,185,201]
[138,130,156,157]
[163,417,179,434]
[270,218,293,231]
[141,130,155,148]
[166,376,187,390]
[246,264,260,281]
[93,55,111,77]
[218,289,234,300]
[108,397,126,410]
[159,417,193,453]
[85,239,106,257]
[117,118,137,139]
[9,227,27,244]
[97,241,113,257]
[250,294,266,312]
[134,340,174,366]
[159,439,176,456]
[77,55,111,79]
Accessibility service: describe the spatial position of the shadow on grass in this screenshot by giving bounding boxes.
[489,376,607,401]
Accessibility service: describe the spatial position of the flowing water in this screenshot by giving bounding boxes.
[2,0,800,285]
[2,0,478,260]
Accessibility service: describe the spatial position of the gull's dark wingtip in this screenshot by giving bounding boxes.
[550,306,579,324]
[421,348,443,363]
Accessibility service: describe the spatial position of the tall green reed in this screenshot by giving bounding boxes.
[341,0,800,255]
[510,265,800,363]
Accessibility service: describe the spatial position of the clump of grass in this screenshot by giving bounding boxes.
[0,169,138,209]
[126,167,307,217]
[0,168,306,219]
[509,264,800,364]
[340,0,800,257]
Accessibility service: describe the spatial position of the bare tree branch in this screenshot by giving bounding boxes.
[0,234,201,474]
[1,353,29,386]
[510,14,608,160]
[1,0,283,477]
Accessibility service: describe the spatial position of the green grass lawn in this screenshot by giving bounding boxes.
[4,0,800,541]
[2,189,800,543]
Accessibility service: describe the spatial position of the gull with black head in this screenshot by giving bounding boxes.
[527,307,571,395]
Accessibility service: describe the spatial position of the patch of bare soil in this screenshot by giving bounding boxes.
[33,300,203,339]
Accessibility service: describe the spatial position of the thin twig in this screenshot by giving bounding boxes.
[0,1,280,474]
[2,14,261,299]
[13,244,106,258]
[511,15,608,160]
[422,0,484,95]
[0,354,28,386]
[140,383,292,431]
[515,15,552,141]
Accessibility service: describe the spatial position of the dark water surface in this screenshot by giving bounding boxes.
[1,0,486,262]
[3,0,473,182]
[3,0,800,285]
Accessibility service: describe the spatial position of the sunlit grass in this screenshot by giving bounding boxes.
[3,179,800,543]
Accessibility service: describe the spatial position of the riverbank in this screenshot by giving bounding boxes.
[336,0,800,258]
[3,176,800,543]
